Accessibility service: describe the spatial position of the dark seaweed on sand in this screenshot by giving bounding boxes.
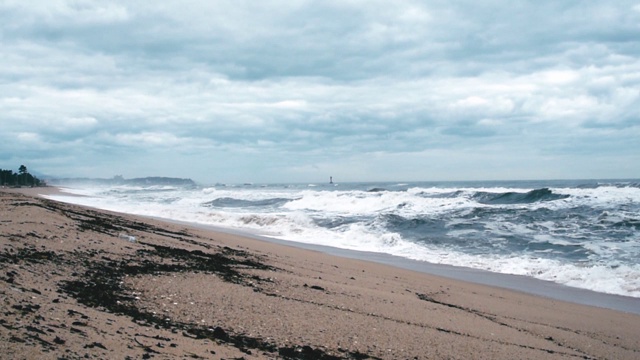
[2,194,377,360]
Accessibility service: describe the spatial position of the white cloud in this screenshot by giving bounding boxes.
[62,116,98,127]
[17,132,41,143]
[119,132,173,146]
[456,96,488,107]
[539,95,599,119]
[538,70,580,85]
[270,100,308,109]
[478,119,502,127]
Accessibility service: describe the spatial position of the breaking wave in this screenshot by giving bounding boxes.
[47,179,640,298]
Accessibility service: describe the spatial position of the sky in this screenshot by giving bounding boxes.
[1,1,639,184]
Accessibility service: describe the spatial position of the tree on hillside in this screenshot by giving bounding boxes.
[18,165,27,185]
[0,165,42,187]
[0,169,16,186]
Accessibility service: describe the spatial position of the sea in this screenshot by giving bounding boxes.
[47,179,640,299]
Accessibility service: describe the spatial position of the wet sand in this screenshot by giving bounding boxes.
[2,187,639,359]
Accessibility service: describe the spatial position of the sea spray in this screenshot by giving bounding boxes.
[48,179,640,297]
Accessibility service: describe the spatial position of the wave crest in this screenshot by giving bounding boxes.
[473,188,570,205]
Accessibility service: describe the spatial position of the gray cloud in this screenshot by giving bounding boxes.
[1,0,639,182]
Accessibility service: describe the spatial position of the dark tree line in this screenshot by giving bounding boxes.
[0,165,43,187]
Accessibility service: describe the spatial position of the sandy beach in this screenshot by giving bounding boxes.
[1,187,639,359]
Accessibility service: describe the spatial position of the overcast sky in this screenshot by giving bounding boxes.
[2,1,639,184]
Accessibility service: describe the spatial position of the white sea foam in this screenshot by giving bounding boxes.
[46,181,640,298]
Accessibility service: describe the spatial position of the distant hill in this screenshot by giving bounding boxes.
[126,177,196,186]
[49,176,197,187]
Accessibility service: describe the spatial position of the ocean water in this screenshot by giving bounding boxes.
[48,179,640,298]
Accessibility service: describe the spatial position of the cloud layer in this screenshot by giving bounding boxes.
[2,1,639,182]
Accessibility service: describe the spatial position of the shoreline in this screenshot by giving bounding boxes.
[162,217,640,315]
[249,234,640,315]
[30,185,640,314]
[3,187,640,358]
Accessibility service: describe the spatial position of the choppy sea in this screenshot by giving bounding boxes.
[48,179,640,298]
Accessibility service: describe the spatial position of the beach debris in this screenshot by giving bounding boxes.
[303,284,325,291]
[211,326,229,341]
[118,233,137,243]
[84,341,107,350]
[2,195,385,360]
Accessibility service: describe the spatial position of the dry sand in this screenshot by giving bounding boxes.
[1,187,639,359]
